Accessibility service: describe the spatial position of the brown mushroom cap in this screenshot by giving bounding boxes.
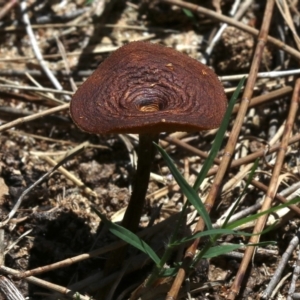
[70,41,227,134]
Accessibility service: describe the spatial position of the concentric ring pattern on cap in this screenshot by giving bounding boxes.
[70,41,227,134]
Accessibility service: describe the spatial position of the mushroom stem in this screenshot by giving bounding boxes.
[101,133,158,284]
[121,132,158,232]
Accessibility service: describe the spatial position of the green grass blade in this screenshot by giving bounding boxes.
[202,241,275,258]
[158,267,178,277]
[155,144,212,230]
[91,206,160,265]
[182,8,194,18]
[202,244,244,258]
[225,197,300,230]
[193,77,246,190]
[154,79,245,230]
[172,227,274,246]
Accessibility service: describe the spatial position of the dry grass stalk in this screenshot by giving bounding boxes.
[162,0,300,60]
[165,0,275,298]
[0,103,69,133]
[229,78,300,299]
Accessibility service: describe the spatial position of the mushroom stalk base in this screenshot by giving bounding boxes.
[121,133,158,232]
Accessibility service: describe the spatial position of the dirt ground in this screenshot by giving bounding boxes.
[0,1,300,299]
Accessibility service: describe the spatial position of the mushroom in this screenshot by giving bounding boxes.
[70,41,227,233]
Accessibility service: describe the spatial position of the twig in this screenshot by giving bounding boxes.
[0,103,69,133]
[201,0,245,64]
[0,68,116,79]
[280,181,300,197]
[230,79,300,297]
[43,154,99,200]
[161,0,300,61]
[0,276,25,300]
[55,36,77,92]
[9,130,108,149]
[0,84,73,95]
[0,266,90,300]
[263,230,300,298]
[287,239,300,300]
[220,69,300,80]
[166,1,276,299]
[275,0,300,50]
[4,229,33,255]
[165,132,300,216]
[1,22,179,33]
[0,47,117,62]
[19,0,67,98]
[216,178,300,230]
[0,230,4,266]
[17,213,180,278]
[250,179,300,215]
[0,0,17,21]
[24,72,65,105]
[271,272,292,299]
[0,143,87,227]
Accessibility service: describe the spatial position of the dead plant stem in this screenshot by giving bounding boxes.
[166,1,275,299]
[229,78,300,299]
[161,0,300,61]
